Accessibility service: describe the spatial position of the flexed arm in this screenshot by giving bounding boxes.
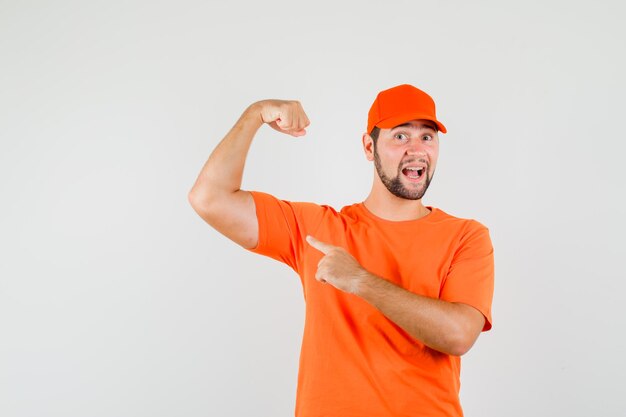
[188,100,310,248]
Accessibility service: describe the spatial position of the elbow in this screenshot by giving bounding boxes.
[446,329,478,357]
[444,305,484,356]
[188,180,232,210]
[448,340,472,357]
[188,189,218,219]
[187,188,202,208]
[188,189,203,211]
[188,185,217,209]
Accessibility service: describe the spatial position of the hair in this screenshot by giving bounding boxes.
[369,126,381,147]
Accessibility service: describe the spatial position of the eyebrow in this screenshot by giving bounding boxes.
[391,122,437,132]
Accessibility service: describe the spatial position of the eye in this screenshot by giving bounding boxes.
[394,132,409,141]
[422,134,433,141]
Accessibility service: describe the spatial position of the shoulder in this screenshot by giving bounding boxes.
[430,208,492,249]
[248,190,346,221]
[433,207,489,230]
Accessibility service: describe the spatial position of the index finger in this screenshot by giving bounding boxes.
[306,235,334,255]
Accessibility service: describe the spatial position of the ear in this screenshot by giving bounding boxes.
[362,133,374,161]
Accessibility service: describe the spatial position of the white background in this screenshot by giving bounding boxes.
[1,1,625,416]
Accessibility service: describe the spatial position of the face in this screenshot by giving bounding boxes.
[365,119,439,200]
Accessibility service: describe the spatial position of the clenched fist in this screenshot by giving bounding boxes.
[253,99,311,137]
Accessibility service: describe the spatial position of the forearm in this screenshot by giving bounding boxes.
[189,102,263,201]
[356,273,473,356]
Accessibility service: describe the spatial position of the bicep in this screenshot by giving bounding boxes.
[189,189,259,249]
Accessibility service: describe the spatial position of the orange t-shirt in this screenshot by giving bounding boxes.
[246,191,495,417]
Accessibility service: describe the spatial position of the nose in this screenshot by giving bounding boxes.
[406,141,427,157]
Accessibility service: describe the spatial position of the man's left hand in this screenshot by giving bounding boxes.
[306,235,371,294]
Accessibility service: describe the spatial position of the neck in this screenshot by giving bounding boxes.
[363,185,431,221]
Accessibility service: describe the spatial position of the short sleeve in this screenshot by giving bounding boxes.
[246,191,325,273]
[439,222,495,331]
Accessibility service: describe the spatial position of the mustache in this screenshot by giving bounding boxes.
[399,158,428,169]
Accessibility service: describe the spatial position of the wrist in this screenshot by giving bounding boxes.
[241,102,265,129]
[354,270,379,297]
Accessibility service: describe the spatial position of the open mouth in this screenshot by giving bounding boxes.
[402,166,425,181]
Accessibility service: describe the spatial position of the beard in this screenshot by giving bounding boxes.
[373,147,433,201]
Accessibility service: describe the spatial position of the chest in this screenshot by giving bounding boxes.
[303,222,460,299]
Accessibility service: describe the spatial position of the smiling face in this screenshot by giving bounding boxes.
[364,119,440,201]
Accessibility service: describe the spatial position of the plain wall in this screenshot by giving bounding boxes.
[1,0,625,416]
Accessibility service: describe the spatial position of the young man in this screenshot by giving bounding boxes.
[188,84,495,417]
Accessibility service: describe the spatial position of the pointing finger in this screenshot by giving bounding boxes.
[306,235,334,255]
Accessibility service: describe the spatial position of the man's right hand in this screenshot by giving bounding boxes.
[254,99,311,137]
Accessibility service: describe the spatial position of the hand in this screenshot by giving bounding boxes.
[306,235,371,294]
[253,99,310,137]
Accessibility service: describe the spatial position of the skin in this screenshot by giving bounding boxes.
[364,120,439,220]
[188,99,486,356]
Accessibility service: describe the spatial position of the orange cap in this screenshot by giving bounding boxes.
[367,84,447,134]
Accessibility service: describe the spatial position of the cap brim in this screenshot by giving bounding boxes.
[376,113,447,134]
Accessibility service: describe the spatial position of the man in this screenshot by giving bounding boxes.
[188,84,495,417]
